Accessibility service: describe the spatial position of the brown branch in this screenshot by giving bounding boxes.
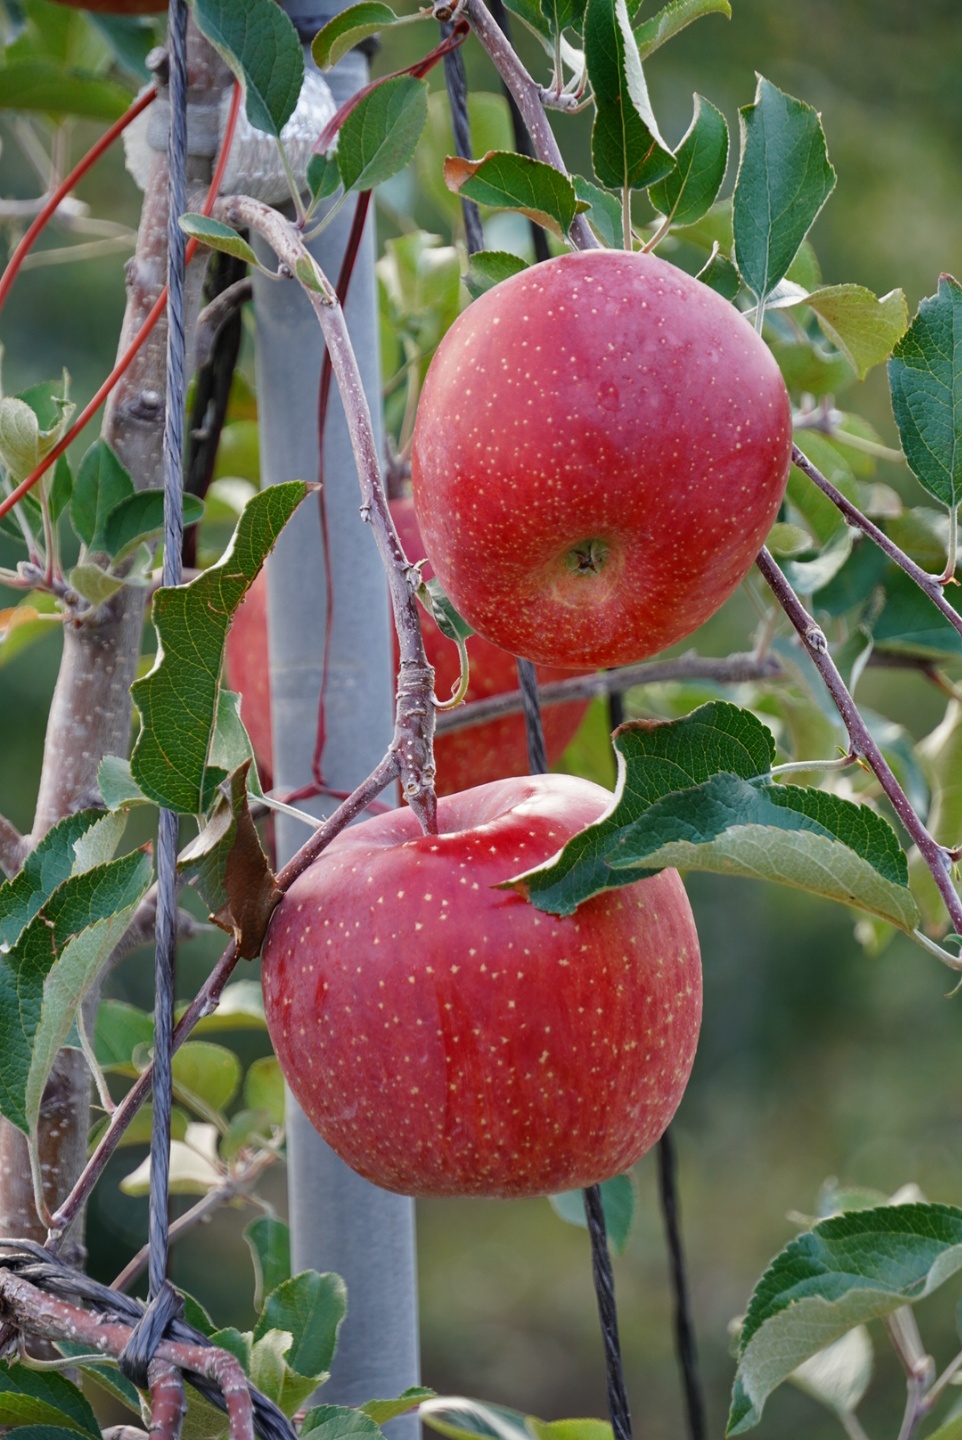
[217,194,440,836]
[0,1269,252,1440]
[756,546,962,963]
[791,443,962,644]
[462,0,599,252]
[147,1358,187,1440]
[435,651,787,734]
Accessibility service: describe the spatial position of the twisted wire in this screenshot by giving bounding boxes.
[583,1187,632,1440]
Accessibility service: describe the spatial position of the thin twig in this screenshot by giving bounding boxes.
[434,651,786,734]
[147,1357,187,1440]
[791,444,962,642]
[0,815,26,878]
[756,547,962,961]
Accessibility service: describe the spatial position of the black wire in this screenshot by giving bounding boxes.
[583,1187,632,1440]
[440,24,485,257]
[486,0,551,264]
[516,658,548,774]
[657,1131,706,1440]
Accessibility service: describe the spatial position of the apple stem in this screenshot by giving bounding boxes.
[756,546,962,961]
[791,444,962,645]
[583,1185,633,1440]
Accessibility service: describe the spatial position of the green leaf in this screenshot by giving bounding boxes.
[512,702,918,934]
[245,1216,291,1311]
[572,175,623,247]
[584,0,674,192]
[729,1203,962,1434]
[121,1123,223,1196]
[178,215,260,269]
[0,851,152,1137]
[93,999,153,1071]
[420,1398,532,1440]
[649,94,728,228]
[781,524,854,595]
[634,0,730,59]
[301,1408,382,1440]
[98,755,151,811]
[0,1367,100,1438]
[529,1423,611,1440]
[0,61,130,120]
[361,1391,437,1427]
[732,76,836,306]
[501,0,551,41]
[55,1351,140,1415]
[444,151,578,240]
[244,1055,285,1128]
[889,274,962,510]
[253,1271,348,1386]
[88,14,159,84]
[549,1174,635,1252]
[695,243,740,301]
[49,454,73,524]
[0,398,40,480]
[66,564,126,608]
[171,1041,243,1118]
[71,440,134,552]
[337,75,429,192]
[130,481,306,814]
[312,3,400,69]
[191,0,304,138]
[464,250,529,300]
[307,153,341,203]
[788,1326,873,1421]
[0,808,128,948]
[797,284,909,381]
[186,978,267,1034]
[870,565,962,663]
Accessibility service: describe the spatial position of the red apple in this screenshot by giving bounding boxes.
[411,249,793,669]
[224,497,591,796]
[261,773,702,1198]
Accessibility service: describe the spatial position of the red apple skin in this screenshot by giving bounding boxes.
[261,773,702,1199]
[225,498,591,796]
[411,249,793,669]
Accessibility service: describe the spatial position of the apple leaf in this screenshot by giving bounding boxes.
[171,1042,243,1119]
[781,524,854,596]
[788,1326,873,1422]
[869,565,962,663]
[728,1204,962,1434]
[244,1056,285,1128]
[888,274,962,511]
[0,1365,100,1437]
[70,440,134,552]
[130,480,306,814]
[336,75,429,193]
[183,979,267,1035]
[584,0,675,192]
[465,250,529,300]
[245,1216,291,1312]
[420,1398,535,1440]
[253,1272,348,1391]
[733,76,836,307]
[301,1407,383,1440]
[312,3,400,70]
[102,490,205,561]
[191,0,303,138]
[572,176,623,248]
[177,763,279,959]
[93,998,153,1072]
[502,0,552,41]
[0,60,131,121]
[444,152,579,240]
[649,94,728,229]
[634,0,731,59]
[549,1174,634,1253]
[0,851,153,1137]
[696,244,740,301]
[793,284,909,381]
[512,701,918,934]
[178,215,261,270]
[360,1391,438,1427]
[120,1123,224,1196]
[0,808,129,949]
[307,153,341,203]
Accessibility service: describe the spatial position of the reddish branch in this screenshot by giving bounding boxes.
[0,1268,252,1440]
[756,546,962,962]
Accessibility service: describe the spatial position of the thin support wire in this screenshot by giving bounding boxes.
[657,1130,705,1440]
[584,1186,633,1440]
[440,23,484,256]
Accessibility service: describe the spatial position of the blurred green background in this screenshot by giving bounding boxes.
[3,2,962,1437]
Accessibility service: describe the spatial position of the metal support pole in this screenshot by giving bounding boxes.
[253,9,420,1427]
